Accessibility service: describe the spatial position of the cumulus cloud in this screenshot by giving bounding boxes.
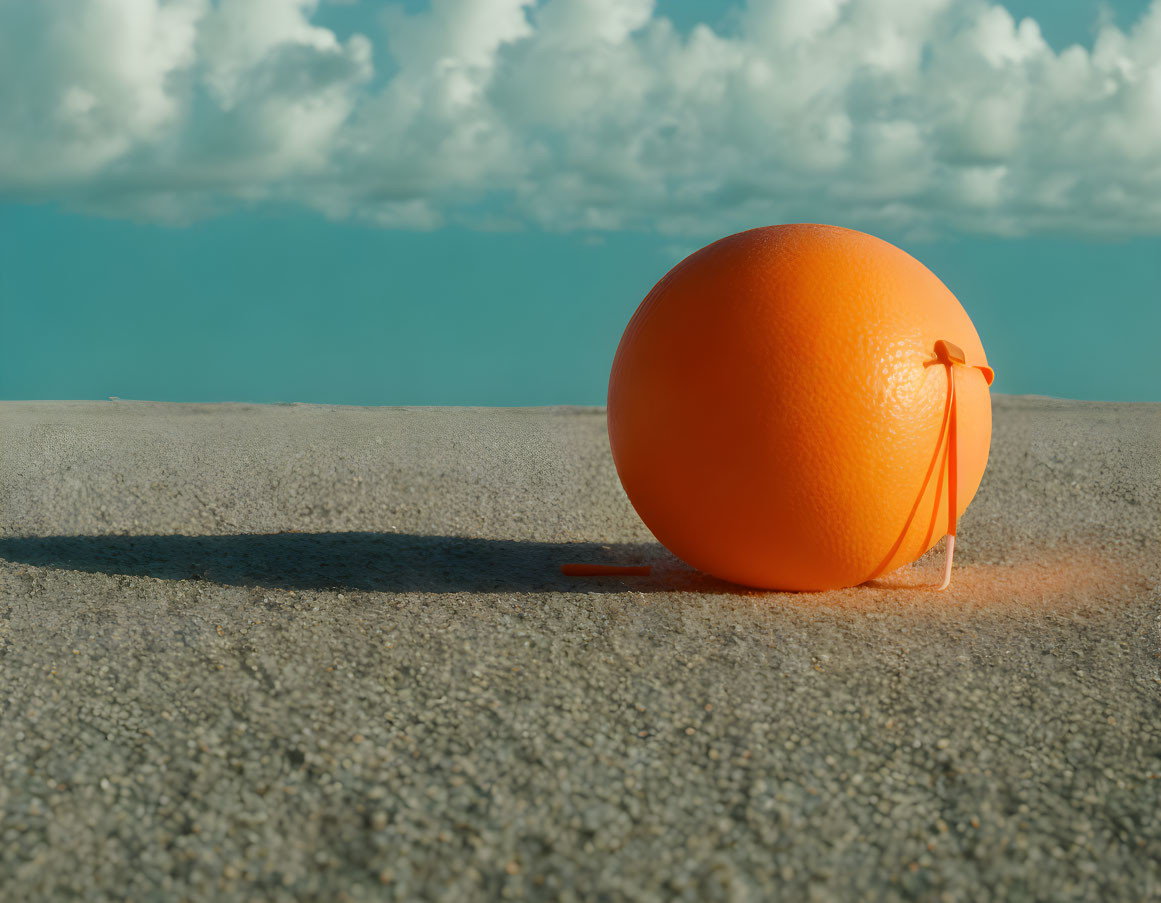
[1,0,1159,236]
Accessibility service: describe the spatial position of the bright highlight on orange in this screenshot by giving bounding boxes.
[606,224,995,592]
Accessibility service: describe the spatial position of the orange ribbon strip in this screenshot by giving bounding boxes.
[932,339,994,591]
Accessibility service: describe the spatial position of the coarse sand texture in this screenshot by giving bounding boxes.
[0,399,1158,901]
[608,224,995,591]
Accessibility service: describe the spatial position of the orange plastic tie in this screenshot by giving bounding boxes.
[561,564,652,577]
[932,340,993,591]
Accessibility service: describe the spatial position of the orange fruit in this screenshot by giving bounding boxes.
[607,224,994,591]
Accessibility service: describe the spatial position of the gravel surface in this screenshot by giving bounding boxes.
[1,396,1159,902]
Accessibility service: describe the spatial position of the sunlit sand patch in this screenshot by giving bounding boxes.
[857,544,1152,618]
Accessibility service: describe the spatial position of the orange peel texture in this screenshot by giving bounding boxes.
[607,224,994,592]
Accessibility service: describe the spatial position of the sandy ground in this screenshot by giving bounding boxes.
[0,396,1159,902]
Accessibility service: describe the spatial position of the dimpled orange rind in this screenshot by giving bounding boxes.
[607,223,993,591]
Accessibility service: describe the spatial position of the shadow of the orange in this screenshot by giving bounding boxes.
[0,532,745,595]
[0,533,1139,616]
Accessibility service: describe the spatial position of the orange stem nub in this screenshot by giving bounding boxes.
[561,564,652,577]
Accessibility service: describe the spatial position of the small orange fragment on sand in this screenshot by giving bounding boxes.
[505,861,521,876]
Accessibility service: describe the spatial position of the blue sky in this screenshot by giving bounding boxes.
[1,0,1159,404]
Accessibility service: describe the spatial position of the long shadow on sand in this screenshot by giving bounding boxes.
[0,532,743,594]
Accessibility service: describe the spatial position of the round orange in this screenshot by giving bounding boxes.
[607,224,994,591]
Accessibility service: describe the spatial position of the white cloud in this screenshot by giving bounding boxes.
[0,0,1159,236]
[0,0,204,187]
